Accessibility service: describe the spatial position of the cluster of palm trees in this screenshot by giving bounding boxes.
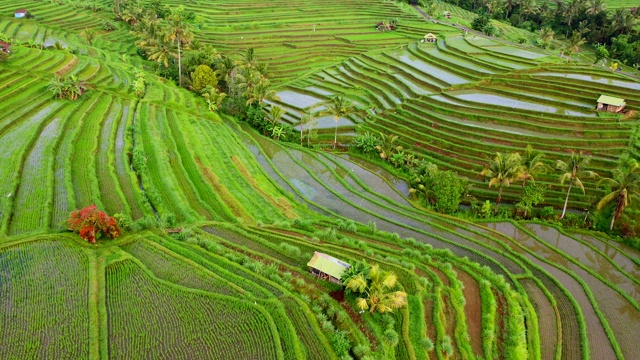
[341,262,407,315]
[120,1,281,119]
[481,147,640,230]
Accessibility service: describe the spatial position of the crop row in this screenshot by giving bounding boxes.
[106,259,282,359]
[0,239,90,359]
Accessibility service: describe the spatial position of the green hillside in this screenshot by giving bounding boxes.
[1,0,640,359]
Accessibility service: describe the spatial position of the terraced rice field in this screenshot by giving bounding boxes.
[1,0,639,359]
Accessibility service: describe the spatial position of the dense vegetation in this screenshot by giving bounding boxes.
[1,0,639,359]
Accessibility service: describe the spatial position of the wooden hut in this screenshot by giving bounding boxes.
[444,11,452,19]
[596,95,626,113]
[307,252,350,285]
[15,9,27,18]
[423,33,437,43]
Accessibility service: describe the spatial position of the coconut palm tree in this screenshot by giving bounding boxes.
[610,8,637,35]
[246,78,279,107]
[265,105,285,125]
[345,264,407,315]
[319,95,360,149]
[518,145,548,188]
[597,159,640,230]
[299,111,317,147]
[585,0,606,16]
[562,31,586,62]
[165,6,193,86]
[81,28,97,45]
[480,152,522,210]
[556,151,598,219]
[201,86,226,112]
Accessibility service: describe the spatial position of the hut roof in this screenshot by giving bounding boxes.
[597,95,625,106]
[0,41,9,49]
[307,252,350,280]
[15,8,27,13]
[424,33,437,39]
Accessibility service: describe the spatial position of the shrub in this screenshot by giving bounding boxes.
[382,328,399,347]
[113,213,131,231]
[68,205,121,244]
[353,131,379,155]
[331,330,351,357]
[191,64,218,92]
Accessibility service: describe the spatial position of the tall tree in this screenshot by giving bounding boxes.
[165,6,193,86]
[556,151,598,219]
[319,95,360,149]
[345,264,407,315]
[300,111,317,147]
[596,159,640,230]
[480,152,522,210]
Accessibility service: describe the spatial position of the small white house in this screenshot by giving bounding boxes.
[15,9,27,18]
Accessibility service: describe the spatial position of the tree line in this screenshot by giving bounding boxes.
[432,0,640,66]
[353,132,640,239]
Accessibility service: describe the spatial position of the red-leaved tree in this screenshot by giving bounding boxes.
[68,205,121,244]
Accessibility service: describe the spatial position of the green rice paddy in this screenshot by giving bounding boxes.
[1,0,639,359]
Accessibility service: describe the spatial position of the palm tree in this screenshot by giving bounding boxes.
[165,6,193,86]
[81,28,96,45]
[610,9,637,35]
[562,31,586,62]
[597,159,640,230]
[345,264,407,314]
[556,151,598,219]
[480,152,522,210]
[201,86,226,112]
[237,47,258,69]
[265,105,285,126]
[319,95,360,149]
[142,36,172,68]
[299,111,317,146]
[585,0,606,16]
[518,145,548,188]
[246,78,279,107]
[539,27,555,45]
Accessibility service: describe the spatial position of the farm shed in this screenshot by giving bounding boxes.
[0,42,10,53]
[15,9,27,18]
[307,252,350,284]
[423,33,437,43]
[444,11,452,19]
[596,95,626,113]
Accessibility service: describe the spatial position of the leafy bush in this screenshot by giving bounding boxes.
[68,205,121,244]
[353,131,379,155]
[431,170,467,214]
